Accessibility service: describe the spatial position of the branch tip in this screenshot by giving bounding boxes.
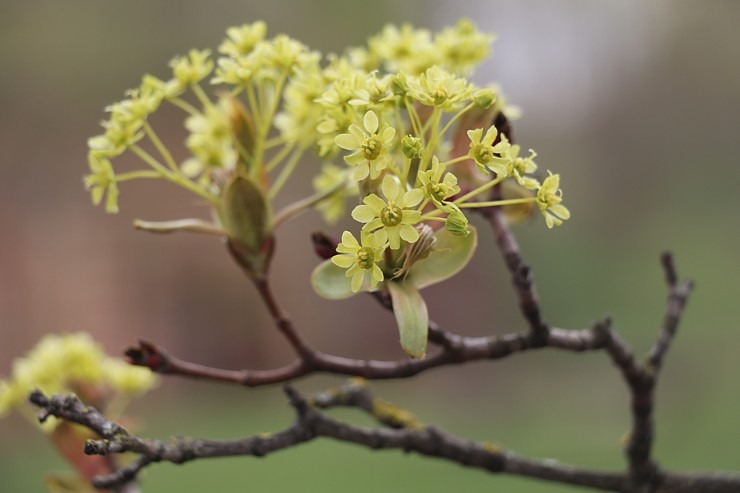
[660,251,678,287]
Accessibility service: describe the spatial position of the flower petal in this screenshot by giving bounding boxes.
[362,218,383,232]
[351,270,364,292]
[399,224,420,244]
[353,162,370,181]
[549,204,570,220]
[402,210,422,225]
[364,110,379,134]
[402,188,424,208]
[335,133,359,150]
[380,126,396,144]
[482,126,498,146]
[381,175,400,201]
[363,194,387,213]
[387,227,401,250]
[341,230,359,248]
[373,228,388,246]
[332,254,355,268]
[352,204,377,223]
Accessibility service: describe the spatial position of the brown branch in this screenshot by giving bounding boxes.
[253,277,316,360]
[597,252,695,487]
[479,206,548,341]
[645,251,694,373]
[125,325,608,387]
[30,383,740,493]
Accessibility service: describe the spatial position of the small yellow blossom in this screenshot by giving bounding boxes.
[170,49,214,89]
[218,22,268,57]
[0,333,158,427]
[408,66,473,111]
[351,175,423,249]
[418,156,460,207]
[332,231,385,292]
[467,126,510,177]
[368,24,435,74]
[433,19,494,75]
[334,110,396,181]
[536,172,571,228]
[500,135,539,190]
[181,96,237,180]
[84,154,120,213]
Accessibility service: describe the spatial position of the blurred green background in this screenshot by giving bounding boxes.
[1,1,739,491]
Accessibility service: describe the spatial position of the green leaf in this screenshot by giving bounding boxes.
[387,280,428,359]
[406,226,477,290]
[220,175,272,252]
[311,259,357,300]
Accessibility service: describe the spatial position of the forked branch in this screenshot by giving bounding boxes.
[30,380,739,493]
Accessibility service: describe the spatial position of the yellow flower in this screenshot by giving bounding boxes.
[351,175,423,249]
[418,156,460,207]
[408,66,473,111]
[501,134,539,190]
[467,126,510,177]
[84,153,120,214]
[334,110,396,181]
[536,172,571,228]
[332,231,385,292]
[218,22,267,57]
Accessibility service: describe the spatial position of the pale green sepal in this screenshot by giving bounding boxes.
[134,218,225,236]
[311,259,359,300]
[407,226,477,290]
[387,280,428,359]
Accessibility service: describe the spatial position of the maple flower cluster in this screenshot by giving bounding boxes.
[0,333,156,428]
[82,20,570,356]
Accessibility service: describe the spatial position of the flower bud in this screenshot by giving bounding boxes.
[390,73,410,96]
[445,209,470,237]
[473,88,496,109]
[220,175,274,277]
[401,135,423,159]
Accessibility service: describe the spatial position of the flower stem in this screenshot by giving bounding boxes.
[168,97,200,115]
[130,145,219,205]
[115,170,162,182]
[268,146,305,200]
[191,82,212,108]
[458,197,536,209]
[144,121,179,173]
[453,175,505,204]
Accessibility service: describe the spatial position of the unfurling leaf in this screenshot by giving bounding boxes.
[221,175,273,276]
[387,280,428,359]
[311,259,357,300]
[406,226,477,290]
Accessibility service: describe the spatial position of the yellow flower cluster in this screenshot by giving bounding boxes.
[82,19,570,295]
[0,333,156,427]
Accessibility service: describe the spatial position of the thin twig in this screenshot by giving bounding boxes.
[479,206,548,341]
[124,325,608,387]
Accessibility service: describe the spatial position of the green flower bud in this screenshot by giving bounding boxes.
[390,72,410,96]
[445,209,470,237]
[473,88,496,109]
[220,175,274,277]
[401,134,423,159]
